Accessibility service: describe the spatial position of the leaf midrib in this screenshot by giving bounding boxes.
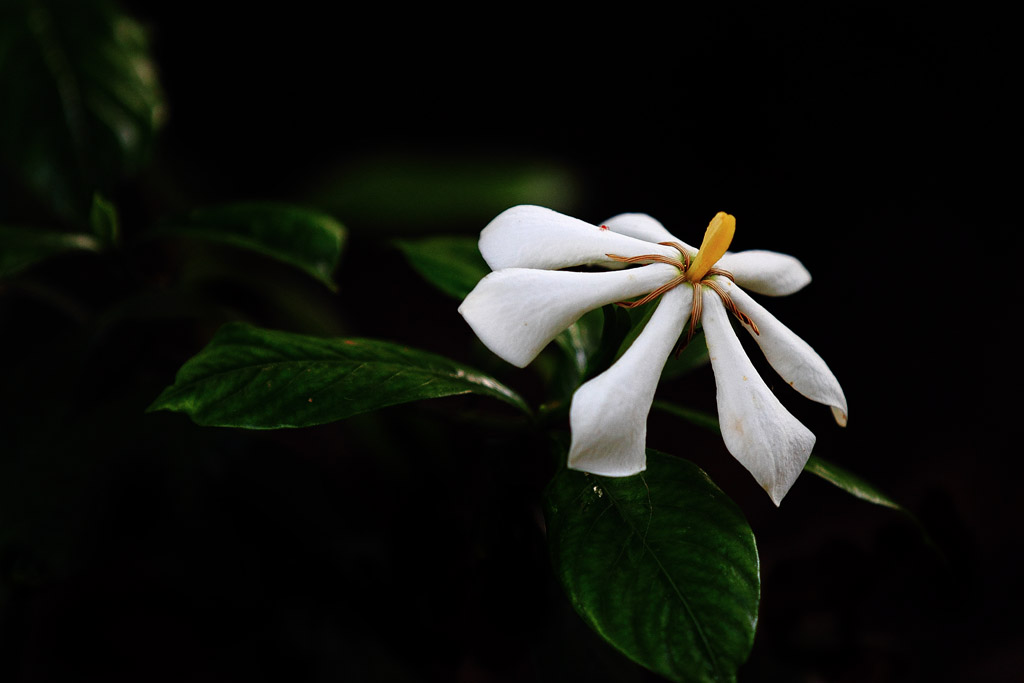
[170,356,482,396]
[600,480,722,681]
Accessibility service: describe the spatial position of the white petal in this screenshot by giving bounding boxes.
[717,278,848,426]
[568,285,692,476]
[702,292,816,505]
[458,264,680,368]
[478,205,679,271]
[601,213,697,254]
[716,250,812,296]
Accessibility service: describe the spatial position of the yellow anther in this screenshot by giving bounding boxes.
[686,212,735,282]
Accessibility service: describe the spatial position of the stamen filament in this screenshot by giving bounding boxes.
[703,280,760,335]
[657,242,693,271]
[687,284,703,347]
[604,218,755,352]
[606,253,687,268]
[615,274,688,308]
[706,266,735,282]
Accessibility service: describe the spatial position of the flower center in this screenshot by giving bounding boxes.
[604,211,759,351]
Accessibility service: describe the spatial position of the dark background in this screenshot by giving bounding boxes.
[2,2,1020,681]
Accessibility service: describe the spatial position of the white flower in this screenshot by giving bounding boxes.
[459,205,847,505]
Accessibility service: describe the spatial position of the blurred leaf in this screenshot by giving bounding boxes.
[88,192,119,245]
[149,321,531,427]
[0,0,165,220]
[307,154,581,233]
[804,455,904,510]
[661,329,710,379]
[0,225,101,278]
[153,203,347,291]
[546,449,760,682]
[652,400,721,434]
[393,235,488,299]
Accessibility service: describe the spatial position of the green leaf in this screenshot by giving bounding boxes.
[0,0,165,219]
[569,303,633,384]
[393,235,488,299]
[153,203,347,290]
[546,449,760,682]
[554,307,605,382]
[149,321,530,428]
[612,299,659,363]
[803,455,904,510]
[804,456,946,558]
[89,192,119,245]
[651,401,910,513]
[0,225,101,278]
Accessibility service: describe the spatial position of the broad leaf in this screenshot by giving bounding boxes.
[153,203,346,290]
[546,449,760,682]
[149,321,530,427]
[0,0,165,219]
[393,235,488,299]
[0,225,101,278]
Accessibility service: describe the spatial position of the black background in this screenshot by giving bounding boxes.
[2,2,1020,681]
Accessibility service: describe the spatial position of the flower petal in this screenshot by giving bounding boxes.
[478,205,679,271]
[568,285,692,476]
[459,264,680,368]
[717,278,848,426]
[702,292,816,505]
[601,212,697,254]
[716,250,812,296]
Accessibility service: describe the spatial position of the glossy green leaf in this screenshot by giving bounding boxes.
[0,225,101,278]
[149,321,530,428]
[0,0,165,219]
[546,449,760,682]
[533,308,606,412]
[393,235,488,299]
[554,307,605,381]
[153,203,346,290]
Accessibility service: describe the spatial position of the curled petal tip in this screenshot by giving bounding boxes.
[831,405,848,427]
